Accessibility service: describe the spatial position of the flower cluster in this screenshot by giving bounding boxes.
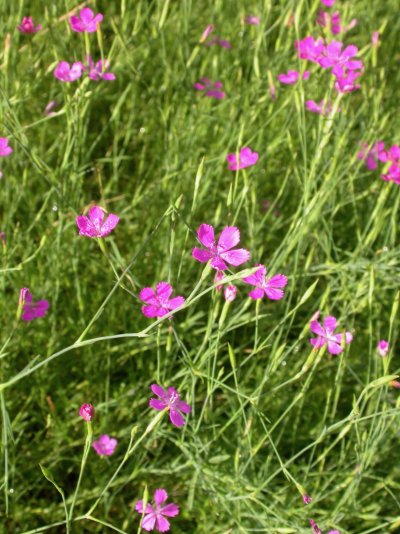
[358,141,400,185]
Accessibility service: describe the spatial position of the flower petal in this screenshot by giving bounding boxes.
[141,305,161,318]
[197,224,215,249]
[217,226,240,252]
[154,488,168,506]
[160,503,180,517]
[141,514,156,531]
[149,398,167,411]
[100,213,119,236]
[176,400,191,414]
[135,500,154,514]
[219,248,250,266]
[76,215,96,237]
[88,206,105,228]
[264,288,285,300]
[156,282,173,301]
[323,316,337,334]
[248,288,265,300]
[210,257,228,270]
[242,265,266,286]
[151,384,167,398]
[165,296,185,311]
[327,340,343,355]
[170,409,185,427]
[140,287,157,304]
[310,320,324,336]
[192,247,213,263]
[155,515,171,532]
[267,274,288,288]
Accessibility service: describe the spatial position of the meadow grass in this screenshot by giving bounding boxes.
[1,0,400,532]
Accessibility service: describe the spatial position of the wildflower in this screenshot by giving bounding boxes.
[243,264,287,300]
[19,287,30,306]
[224,285,237,302]
[149,384,191,427]
[310,519,322,534]
[295,36,325,64]
[17,16,42,33]
[306,99,339,116]
[317,11,342,34]
[76,205,119,238]
[192,224,250,271]
[87,56,116,81]
[321,0,335,6]
[226,147,259,171]
[139,282,185,318]
[319,41,363,77]
[382,163,400,185]
[79,403,95,421]
[334,68,363,93]
[200,24,214,43]
[194,78,225,99]
[135,488,179,532]
[357,141,387,171]
[21,290,49,321]
[214,270,225,291]
[303,494,312,505]
[277,69,310,84]
[70,7,103,33]
[54,61,85,82]
[245,16,260,25]
[0,138,13,157]
[93,434,117,456]
[44,100,57,116]
[309,315,352,354]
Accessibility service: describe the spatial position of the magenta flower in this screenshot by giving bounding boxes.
[54,61,85,82]
[321,0,335,6]
[200,24,214,43]
[310,519,322,534]
[303,494,312,505]
[319,41,362,77]
[136,488,179,532]
[21,290,49,321]
[70,7,103,33]
[76,205,119,238]
[277,69,310,85]
[377,340,389,357]
[192,224,250,271]
[245,16,260,25]
[306,99,339,116]
[382,163,400,185]
[317,11,342,34]
[87,56,116,81]
[0,138,13,157]
[295,36,325,64]
[357,141,387,171]
[226,147,259,171]
[149,384,191,427]
[79,403,95,421]
[310,315,352,354]
[194,78,225,99]
[214,270,225,291]
[139,282,185,319]
[17,16,42,33]
[224,285,237,302]
[93,434,117,456]
[334,68,363,93]
[243,264,287,301]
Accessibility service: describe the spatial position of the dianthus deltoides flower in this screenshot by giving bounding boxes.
[76,205,120,238]
[70,7,103,33]
[21,290,49,321]
[17,16,42,33]
[309,315,352,354]
[226,147,259,170]
[243,264,287,300]
[136,488,179,532]
[0,137,13,157]
[87,56,116,81]
[192,224,250,270]
[149,384,191,427]
[54,61,85,82]
[93,434,117,456]
[139,282,185,318]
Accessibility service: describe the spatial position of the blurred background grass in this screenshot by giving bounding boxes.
[1,0,400,532]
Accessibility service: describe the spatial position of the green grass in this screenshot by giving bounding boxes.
[1,0,400,532]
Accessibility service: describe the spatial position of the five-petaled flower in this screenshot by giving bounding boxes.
[21,290,49,321]
[377,340,389,357]
[93,434,117,456]
[226,147,259,170]
[0,138,13,157]
[17,16,42,33]
[76,205,120,238]
[243,265,287,300]
[139,282,185,318]
[192,224,250,271]
[309,315,353,354]
[135,488,180,532]
[87,56,116,81]
[54,61,85,82]
[70,7,103,33]
[149,384,191,427]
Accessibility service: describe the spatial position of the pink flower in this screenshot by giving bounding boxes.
[303,494,312,505]
[226,147,259,171]
[214,270,225,291]
[139,282,185,319]
[76,205,119,238]
[54,61,85,82]
[317,11,342,34]
[319,41,363,77]
[357,141,387,171]
[245,16,260,25]
[192,224,250,271]
[306,99,339,116]
[321,0,335,6]
[295,36,325,64]
[21,290,49,321]
[149,384,191,427]
[0,138,13,157]
[310,519,322,534]
[19,287,30,306]
[194,78,225,99]
[334,68,363,93]
[17,16,42,33]
[79,403,95,421]
[70,7,103,33]
[200,24,214,42]
[382,163,400,185]
[224,285,237,302]
[87,56,116,81]
[377,340,389,357]
[243,265,287,301]
[135,488,179,532]
[309,315,352,354]
[277,69,310,84]
[93,434,117,456]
